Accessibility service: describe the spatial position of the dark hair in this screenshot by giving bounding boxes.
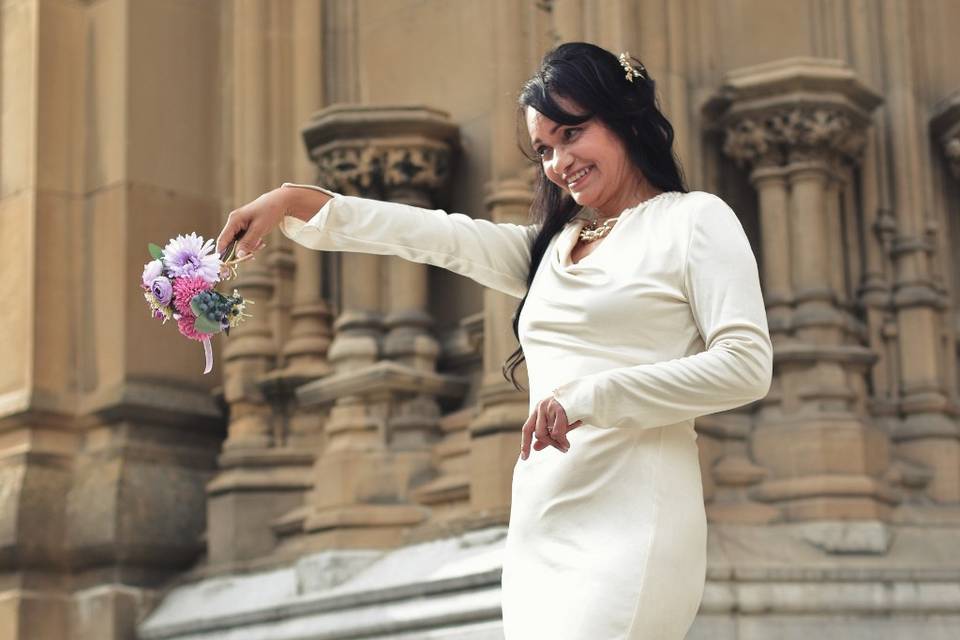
[502,42,688,391]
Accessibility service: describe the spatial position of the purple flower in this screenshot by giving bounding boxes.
[163,233,221,284]
[142,259,163,287]
[150,277,173,306]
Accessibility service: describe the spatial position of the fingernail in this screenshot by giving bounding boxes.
[237,248,248,258]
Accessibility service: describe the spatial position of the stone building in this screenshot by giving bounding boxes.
[2,0,959,638]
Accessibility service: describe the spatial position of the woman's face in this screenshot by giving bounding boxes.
[525,96,645,218]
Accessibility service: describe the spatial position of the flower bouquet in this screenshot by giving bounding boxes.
[140,233,252,373]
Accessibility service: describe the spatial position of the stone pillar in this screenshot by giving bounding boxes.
[708,59,898,536]
[411,311,485,536]
[705,156,790,524]
[467,176,535,526]
[461,0,538,530]
[924,91,960,504]
[0,2,224,639]
[291,105,468,550]
[205,0,316,567]
[381,150,446,373]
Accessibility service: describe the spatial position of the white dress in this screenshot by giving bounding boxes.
[279,183,773,640]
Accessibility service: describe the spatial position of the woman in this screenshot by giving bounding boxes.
[217,43,772,640]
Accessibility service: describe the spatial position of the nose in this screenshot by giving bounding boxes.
[548,146,575,182]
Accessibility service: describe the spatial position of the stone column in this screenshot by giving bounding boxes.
[381,149,445,373]
[462,0,538,530]
[0,2,224,639]
[291,105,468,550]
[260,0,333,460]
[925,91,960,504]
[704,152,790,524]
[708,59,897,539]
[467,176,536,527]
[206,0,314,567]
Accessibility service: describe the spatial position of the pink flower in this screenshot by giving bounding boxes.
[177,313,212,341]
[172,276,211,316]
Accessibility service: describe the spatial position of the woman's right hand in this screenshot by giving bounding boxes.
[215,185,332,258]
[215,187,287,258]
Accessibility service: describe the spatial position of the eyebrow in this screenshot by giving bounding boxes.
[531,122,563,147]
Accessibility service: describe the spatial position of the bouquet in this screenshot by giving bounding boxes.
[140,233,252,373]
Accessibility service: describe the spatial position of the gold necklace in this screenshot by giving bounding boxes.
[577,216,620,242]
[575,192,675,243]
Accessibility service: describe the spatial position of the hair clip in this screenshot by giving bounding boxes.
[618,52,645,82]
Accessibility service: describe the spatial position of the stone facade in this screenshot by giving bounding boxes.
[2,1,960,639]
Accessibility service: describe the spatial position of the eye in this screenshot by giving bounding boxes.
[563,127,581,140]
[536,146,552,160]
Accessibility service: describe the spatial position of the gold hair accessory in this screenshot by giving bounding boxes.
[618,52,645,83]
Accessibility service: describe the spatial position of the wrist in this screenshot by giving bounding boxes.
[279,183,334,222]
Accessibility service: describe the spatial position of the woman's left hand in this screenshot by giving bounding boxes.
[520,396,583,460]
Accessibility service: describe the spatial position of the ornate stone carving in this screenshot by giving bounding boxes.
[945,136,960,178]
[708,56,879,170]
[313,143,452,198]
[931,90,960,179]
[304,105,458,199]
[723,106,868,166]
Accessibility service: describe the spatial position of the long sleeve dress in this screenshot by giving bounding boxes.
[278,183,773,640]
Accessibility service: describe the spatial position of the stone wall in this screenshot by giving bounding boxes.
[1,1,959,638]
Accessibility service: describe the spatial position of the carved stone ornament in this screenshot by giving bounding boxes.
[722,105,868,166]
[703,57,881,169]
[301,104,459,198]
[931,90,960,179]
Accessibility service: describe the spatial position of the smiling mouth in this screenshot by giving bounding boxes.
[567,166,593,189]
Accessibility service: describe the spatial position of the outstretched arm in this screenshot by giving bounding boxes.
[278,182,540,299]
[551,194,773,430]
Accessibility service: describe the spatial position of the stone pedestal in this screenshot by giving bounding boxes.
[295,362,468,548]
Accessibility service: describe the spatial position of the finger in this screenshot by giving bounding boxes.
[532,435,561,452]
[534,401,564,452]
[235,227,264,258]
[532,425,561,452]
[216,213,248,255]
[550,411,570,451]
[520,410,536,460]
[570,420,583,429]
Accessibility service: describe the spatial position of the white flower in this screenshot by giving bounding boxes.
[142,259,163,287]
[162,233,222,284]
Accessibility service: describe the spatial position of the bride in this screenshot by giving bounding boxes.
[216,42,771,640]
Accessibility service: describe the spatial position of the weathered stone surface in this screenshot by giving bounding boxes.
[3,1,960,639]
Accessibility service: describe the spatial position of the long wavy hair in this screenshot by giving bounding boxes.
[502,42,688,391]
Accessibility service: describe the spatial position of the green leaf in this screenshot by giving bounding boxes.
[194,314,222,335]
[190,296,204,317]
[148,243,164,260]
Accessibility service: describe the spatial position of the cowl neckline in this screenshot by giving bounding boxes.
[556,191,683,269]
